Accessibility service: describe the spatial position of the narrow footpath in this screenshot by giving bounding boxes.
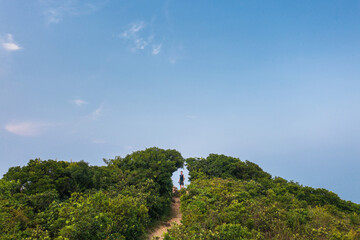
[148,196,182,240]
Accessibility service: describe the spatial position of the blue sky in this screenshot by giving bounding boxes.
[1,0,360,203]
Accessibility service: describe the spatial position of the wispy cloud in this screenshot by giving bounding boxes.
[39,0,105,25]
[121,21,145,39]
[152,44,162,55]
[4,122,50,136]
[120,21,161,54]
[91,105,103,120]
[43,8,63,24]
[1,34,21,51]
[72,98,87,106]
[120,21,148,51]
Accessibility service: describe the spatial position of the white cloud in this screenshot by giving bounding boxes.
[44,8,63,24]
[120,21,162,54]
[134,38,148,50]
[3,43,21,51]
[40,0,104,25]
[121,21,145,39]
[91,105,103,120]
[120,22,149,51]
[1,34,21,51]
[72,98,87,106]
[5,122,48,136]
[152,44,162,55]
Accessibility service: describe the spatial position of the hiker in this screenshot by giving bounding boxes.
[179,171,185,189]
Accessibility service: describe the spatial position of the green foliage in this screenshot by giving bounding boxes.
[2,149,360,239]
[270,177,360,214]
[216,223,253,239]
[110,147,183,194]
[28,189,59,213]
[40,191,148,240]
[0,147,183,239]
[3,159,94,198]
[186,154,271,181]
[106,147,184,218]
[172,154,360,239]
[187,154,360,213]
[166,178,360,239]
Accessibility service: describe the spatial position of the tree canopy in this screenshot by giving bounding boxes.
[186,153,271,181]
[1,148,360,239]
[0,147,184,239]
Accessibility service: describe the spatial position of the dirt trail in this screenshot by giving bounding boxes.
[148,197,181,239]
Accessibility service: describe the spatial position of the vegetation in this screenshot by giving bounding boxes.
[0,147,183,239]
[186,154,271,182]
[1,149,360,239]
[165,154,360,239]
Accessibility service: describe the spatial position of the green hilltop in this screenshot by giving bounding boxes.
[0,148,359,239]
[165,154,360,239]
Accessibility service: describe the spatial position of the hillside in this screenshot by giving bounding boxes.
[0,148,184,239]
[165,154,360,239]
[1,148,359,239]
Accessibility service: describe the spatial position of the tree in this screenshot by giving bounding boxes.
[186,154,271,181]
[105,147,184,218]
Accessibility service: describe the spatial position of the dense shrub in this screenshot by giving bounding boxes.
[0,147,184,239]
[165,178,360,239]
[3,159,94,198]
[2,149,359,239]
[186,154,271,181]
[186,154,360,213]
[170,154,360,239]
[39,191,148,240]
[105,147,184,218]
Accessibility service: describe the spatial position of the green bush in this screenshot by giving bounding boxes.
[2,149,360,239]
[45,192,149,240]
[105,147,184,218]
[166,178,360,239]
[186,154,271,181]
[215,223,252,240]
[0,147,184,239]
